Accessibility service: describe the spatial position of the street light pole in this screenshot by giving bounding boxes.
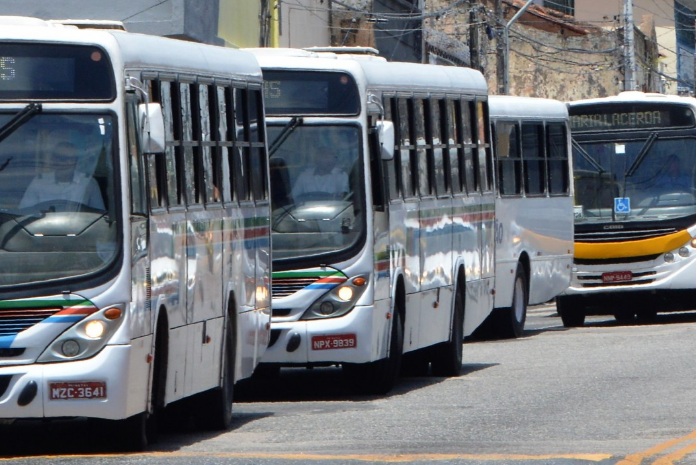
[623,0,637,91]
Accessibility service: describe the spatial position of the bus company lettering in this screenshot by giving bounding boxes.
[571,110,662,129]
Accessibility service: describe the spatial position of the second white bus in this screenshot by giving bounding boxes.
[250,48,496,394]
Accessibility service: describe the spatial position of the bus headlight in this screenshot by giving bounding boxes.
[301,275,368,320]
[664,252,675,263]
[678,246,690,258]
[38,304,125,362]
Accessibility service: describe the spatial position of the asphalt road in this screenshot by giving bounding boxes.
[0,303,694,465]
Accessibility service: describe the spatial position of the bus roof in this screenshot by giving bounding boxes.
[248,47,488,96]
[0,16,262,83]
[568,91,696,109]
[488,95,568,120]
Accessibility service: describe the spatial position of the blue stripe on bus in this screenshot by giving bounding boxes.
[307,283,339,290]
[44,315,84,324]
[0,335,15,349]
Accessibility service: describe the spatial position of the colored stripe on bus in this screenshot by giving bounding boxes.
[575,230,692,259]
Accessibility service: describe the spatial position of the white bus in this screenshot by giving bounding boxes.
[559,91,696,326]
[0,18,271,449]
[477,96,574,338]
[249,47,496,394]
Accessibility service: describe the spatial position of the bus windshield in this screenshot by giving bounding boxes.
[268,124,364,262]
[0,112,118,287]
[573,134,696,222]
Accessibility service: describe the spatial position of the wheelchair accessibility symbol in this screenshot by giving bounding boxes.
[614,197,630,214]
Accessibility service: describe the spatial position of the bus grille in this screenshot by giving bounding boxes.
[272,276,321,298]
[575,226,677,243]
[0,308,60,337]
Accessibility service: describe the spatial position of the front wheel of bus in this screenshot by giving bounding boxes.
[344,308,403,395]
[431,284,464,377]
[199,315,235,430]
[557,296,585,327]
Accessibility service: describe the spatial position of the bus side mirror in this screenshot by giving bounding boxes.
[376,120,394,160]
[138,103,166,154]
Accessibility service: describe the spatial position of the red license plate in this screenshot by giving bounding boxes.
[602,271,633,283]
[311,334,356,350]
[49,382,107,400]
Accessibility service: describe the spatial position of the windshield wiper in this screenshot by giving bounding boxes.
[572,139,605,174]
[624,132,658,178]
[269,116,303,156]
[0,103,42,144]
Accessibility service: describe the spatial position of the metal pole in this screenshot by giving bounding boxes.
[624,0,637,91]
[503,0,534,94]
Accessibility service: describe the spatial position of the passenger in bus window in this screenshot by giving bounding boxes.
[19,141,105,211]
[291,135,349,201]
[655,154,694,192]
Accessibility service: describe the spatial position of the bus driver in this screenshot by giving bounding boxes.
[19,141,105,210]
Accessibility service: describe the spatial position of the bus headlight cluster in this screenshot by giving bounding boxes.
[301,275,368,320]
[38,304,125,363]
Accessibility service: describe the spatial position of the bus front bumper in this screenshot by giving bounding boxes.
[260,305,389,366]
[0,343,148,421]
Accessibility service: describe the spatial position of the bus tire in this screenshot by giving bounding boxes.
[557,296,585,327]
[431,283,464,377]
[493,263,528,338]
[198,314,236,430]
[344,307,403,395]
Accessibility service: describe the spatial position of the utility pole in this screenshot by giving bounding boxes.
[469,0,480,71]
[623,0,637,91]
[495,0,505,94]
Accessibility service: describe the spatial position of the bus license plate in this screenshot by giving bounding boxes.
[311,334,356,350]
[49,382,107,400]
[602,271,632,283]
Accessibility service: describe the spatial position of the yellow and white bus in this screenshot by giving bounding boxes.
[249,47,496,393]
[559,91,696,326]
[481,95,574,338]
[0,17,271,449]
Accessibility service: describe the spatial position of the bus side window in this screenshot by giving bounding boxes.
[415,98,430,197]
[521,122,546,196]
[398,98,415,198]
[547,122,569,195]
[476,100,493,193]
[460,100,477,194]
[431,98,448,197]
[233,87,251,202]
[160,80,182,208]
[248,88,268,203]
[496,121,522,196]
[445,99,462,194]
[383,96,400,201]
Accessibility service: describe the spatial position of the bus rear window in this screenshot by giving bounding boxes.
[0,43,115,101]
[262,70,359,116]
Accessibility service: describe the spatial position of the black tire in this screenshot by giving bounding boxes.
[613,308,636,324]
[197,315,236,430]
[344,308,403,395]
[557,295,585,327]
[431,284,464,377]
[492,264,528,338]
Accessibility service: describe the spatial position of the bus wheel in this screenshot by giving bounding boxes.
[198,315,235,430]
[557,296,585,327]
[431,284,464,377]
[344,308,403,395]
[495,264,528,338]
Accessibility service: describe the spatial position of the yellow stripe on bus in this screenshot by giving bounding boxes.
[575,230,692,260]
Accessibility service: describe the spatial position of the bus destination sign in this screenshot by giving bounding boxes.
[570,103,695,132]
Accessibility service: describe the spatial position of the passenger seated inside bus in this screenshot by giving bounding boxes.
[19,141,105,211]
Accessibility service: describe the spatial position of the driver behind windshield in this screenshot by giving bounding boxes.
[19,141,105,210]
[290,134,349,200]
